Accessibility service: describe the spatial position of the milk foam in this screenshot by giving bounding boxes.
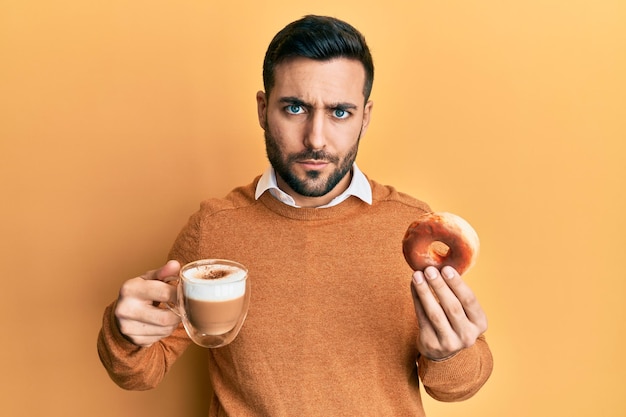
[182,265,246,301]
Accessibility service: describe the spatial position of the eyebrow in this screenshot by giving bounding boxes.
[278,96,359,111]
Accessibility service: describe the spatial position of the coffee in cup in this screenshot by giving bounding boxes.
[183,262,247,335]
[170,259,250,348]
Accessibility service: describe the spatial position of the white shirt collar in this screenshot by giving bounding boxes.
[254,163,372,208]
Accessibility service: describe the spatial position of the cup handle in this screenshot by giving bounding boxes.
[161,279,183,318]
[165,301,182,318]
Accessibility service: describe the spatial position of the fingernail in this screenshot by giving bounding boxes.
[425,267,438,280]
[442,267,455,279]
[413,271,425,284]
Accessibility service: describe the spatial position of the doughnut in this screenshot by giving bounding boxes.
[402,212,480,275]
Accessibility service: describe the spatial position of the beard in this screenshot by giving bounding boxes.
[264,126,360,198]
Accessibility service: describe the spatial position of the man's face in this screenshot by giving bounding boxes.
[256,57,373,207]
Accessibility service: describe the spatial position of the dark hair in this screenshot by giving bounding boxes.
[262,15,374,101]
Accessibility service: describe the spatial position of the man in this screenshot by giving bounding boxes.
[98,15,493,416]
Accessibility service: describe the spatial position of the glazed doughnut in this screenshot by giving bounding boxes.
[402,212,480,275]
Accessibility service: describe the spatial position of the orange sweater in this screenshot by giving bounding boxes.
[98,177,493,416]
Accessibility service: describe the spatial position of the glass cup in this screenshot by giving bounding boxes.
[169,259,250,348]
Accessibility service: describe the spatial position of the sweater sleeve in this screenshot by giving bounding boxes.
[96,203,209,390]
[96,300,192,391]
[417,334,493,402]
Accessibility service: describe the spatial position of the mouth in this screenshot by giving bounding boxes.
[297,159,330,170]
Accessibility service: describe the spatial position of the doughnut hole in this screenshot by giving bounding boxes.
[430,241,450,259]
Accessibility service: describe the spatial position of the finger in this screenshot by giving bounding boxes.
[423,266,471,333]
[412,273,455,359]
[412,270,453,336]
[120,277,178,304]
[117,299,181,328]
[145,280,178,304]
[439,266,488,331]
[410,274,437,337]
[425,266,487,340]
[117,318,180,347]
[142,260,181,283]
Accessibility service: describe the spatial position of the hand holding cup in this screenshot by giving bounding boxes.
[114,260,182,347]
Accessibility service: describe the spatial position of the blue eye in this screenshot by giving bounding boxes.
[286,104,303,114]
[333,108,349,119]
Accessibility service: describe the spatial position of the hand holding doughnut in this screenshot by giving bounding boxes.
[402,212,480,275]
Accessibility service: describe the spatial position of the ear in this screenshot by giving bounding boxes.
[256,91,268,130]
[360,100,374,136]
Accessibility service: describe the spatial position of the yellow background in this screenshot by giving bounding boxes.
[1,1,624,416]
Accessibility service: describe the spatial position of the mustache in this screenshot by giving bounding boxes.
[262,121,340,164]
[287,149,339,164]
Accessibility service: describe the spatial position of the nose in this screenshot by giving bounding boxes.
[303,110,326,150]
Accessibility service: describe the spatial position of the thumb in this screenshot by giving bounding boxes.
[144,260,181,283]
